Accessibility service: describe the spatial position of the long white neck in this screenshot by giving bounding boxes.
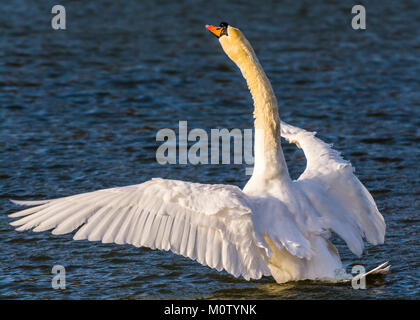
[232,41,290,181]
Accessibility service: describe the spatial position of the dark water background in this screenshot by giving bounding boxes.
[1,0,419,299]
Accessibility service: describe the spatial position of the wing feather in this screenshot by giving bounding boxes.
[280,120,385,256]
[9,179,270,280]
[102,205,132,243]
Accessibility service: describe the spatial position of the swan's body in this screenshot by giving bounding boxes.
[8,23,387,283]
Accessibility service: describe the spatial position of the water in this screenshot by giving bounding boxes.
[1,0,419,299]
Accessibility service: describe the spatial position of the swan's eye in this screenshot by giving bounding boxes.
[219,22,229,37]
[206,23,229,38]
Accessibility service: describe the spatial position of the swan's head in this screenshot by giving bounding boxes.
[205,22,255,67]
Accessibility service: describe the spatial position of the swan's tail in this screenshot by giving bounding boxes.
[353,261,391,281]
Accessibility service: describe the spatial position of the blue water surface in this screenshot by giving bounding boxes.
[0,0,419,299]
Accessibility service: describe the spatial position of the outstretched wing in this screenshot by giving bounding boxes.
[9,178,270,280]
[280,121,385,256]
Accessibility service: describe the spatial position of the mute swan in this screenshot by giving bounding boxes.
[8,22,388,283]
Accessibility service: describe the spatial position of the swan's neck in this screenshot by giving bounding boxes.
[236,48,290,180]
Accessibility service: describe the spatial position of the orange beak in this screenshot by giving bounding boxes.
[206,24,223,38]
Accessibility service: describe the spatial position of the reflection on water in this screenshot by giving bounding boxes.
[207,275,389,299]
[1,0,419,299]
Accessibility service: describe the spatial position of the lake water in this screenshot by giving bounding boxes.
[0,0,419,299]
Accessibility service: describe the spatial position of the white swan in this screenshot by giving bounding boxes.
[8,23,388,283]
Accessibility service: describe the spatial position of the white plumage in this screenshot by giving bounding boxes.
[9,23,388,283]
[10,179,271,280]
